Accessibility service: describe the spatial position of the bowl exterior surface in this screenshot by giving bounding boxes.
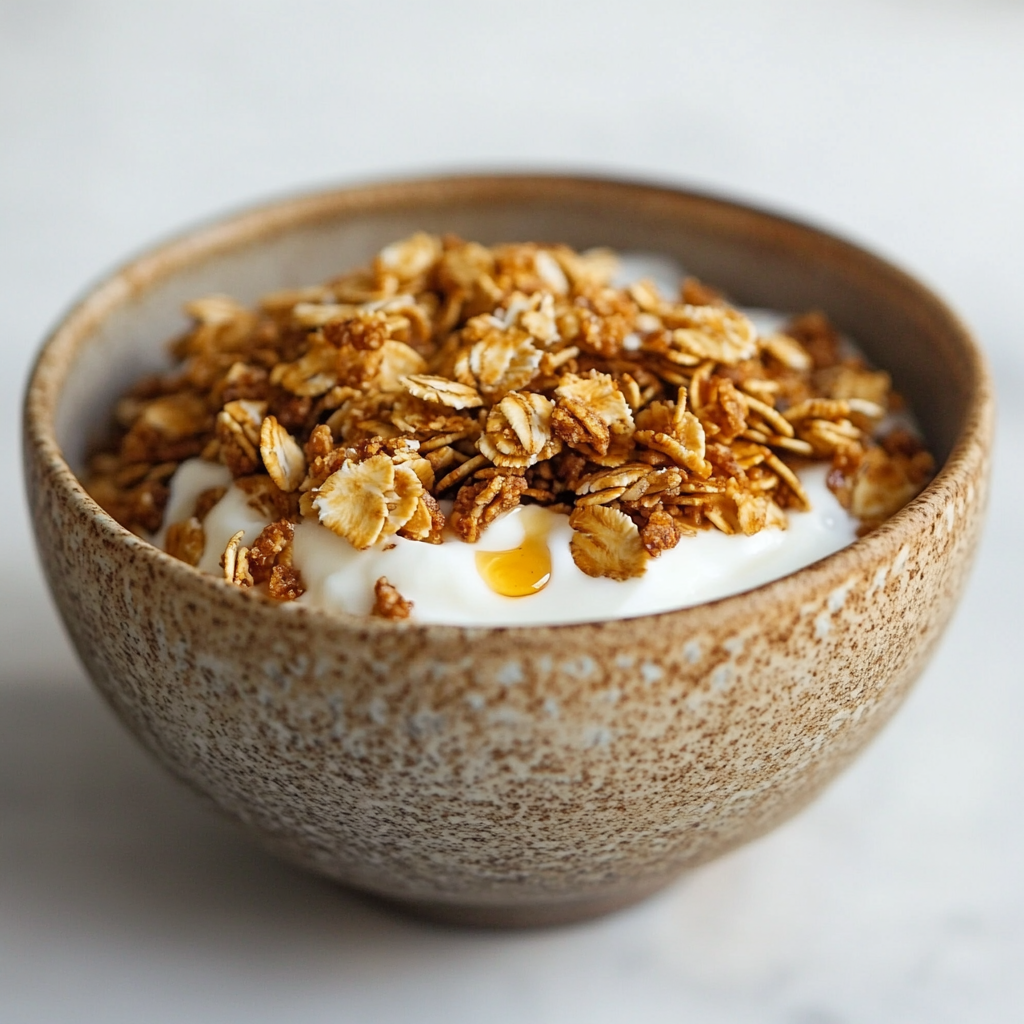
[24,176,992,926]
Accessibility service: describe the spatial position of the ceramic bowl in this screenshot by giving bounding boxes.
[24,175,992,927]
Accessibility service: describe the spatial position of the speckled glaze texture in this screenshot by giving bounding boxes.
[24,176,992,926]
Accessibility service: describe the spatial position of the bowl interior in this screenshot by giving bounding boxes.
[48,177,977,476]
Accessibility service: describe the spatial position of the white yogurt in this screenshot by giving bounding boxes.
[160,458,857,626]
[155,254,868,625]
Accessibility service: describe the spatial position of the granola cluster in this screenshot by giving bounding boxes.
[86,234,935,611]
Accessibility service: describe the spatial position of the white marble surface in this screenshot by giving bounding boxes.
[2,1,1022,1021]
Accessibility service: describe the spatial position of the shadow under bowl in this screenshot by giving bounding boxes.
[23,174,993,927]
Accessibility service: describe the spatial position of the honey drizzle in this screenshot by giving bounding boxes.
[475,510,552,598]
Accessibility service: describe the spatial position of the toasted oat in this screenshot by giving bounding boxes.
[313,453,423,549]
[634,394,711,478]
[140,394,209,439]
[661,305,758,366]
[259,415,306,492]
[552,246,618,290]
[552,372,634,458]
[220,530,253,587]
[217,399,267,477]
[816,362,892,406]
[478,391,561,469]
[235,474,299,520]
[455,320,543,398]
[400,374,484,409]
[848,446,934,524]
[761,332,813,372]
[569,506,648,580]
[376,232,441,281]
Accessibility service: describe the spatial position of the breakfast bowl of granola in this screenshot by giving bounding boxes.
[24,175,992,926]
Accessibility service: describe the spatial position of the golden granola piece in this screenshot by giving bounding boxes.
[247,519,295,584]
[697,376,748,443]
[435,453,488,494]
[220,530,253,587]
[816,363,892,406]
[785,397,872,424]
[165,517,205,566]
[321,309,392,350]
[216,399,267,477]
[764,452,811,512]
[313,453,424,549]
[139,393,209,439]
[234,474,300,520]
[660,304,758,366]
[576,464,652,497]
[680,277,724,307]
[848,447,933,524]
[268,564,305,601]
[639,509,681,556]
[368,341,428,393]
[478,392,561,469]
[785,311,841,369]
[372,576,414,620]
[400,374,484,409]
[551,246,618,290]
[568,506,648,580]
[291,302,362,329]
[797,417,865,457]
[451,474,528,543]
[533,250,570,295]
[455,318,543,398]
[221,399,265,440]
[552,372,635,458]
[761,332,814,371]
[270,335,339,396]
[570,287,637,358]
[182,295,257,354]
[726,481,787,536]
[505,290,561,344]
[375,232,442,282]
[634,395,711,477]
[398,491,444,543]
[259,415,307,492]
[437,240,495,292]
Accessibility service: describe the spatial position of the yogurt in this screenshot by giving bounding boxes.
[159,455,856,626]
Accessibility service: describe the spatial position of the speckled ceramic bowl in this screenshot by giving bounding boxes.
[24,175,992,927]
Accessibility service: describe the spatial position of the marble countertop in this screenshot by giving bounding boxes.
[3,2,1022,1020]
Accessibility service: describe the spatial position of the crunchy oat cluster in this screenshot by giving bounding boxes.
[86,234,935,612]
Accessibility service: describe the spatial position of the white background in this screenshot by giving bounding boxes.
[3,2,1023,1021]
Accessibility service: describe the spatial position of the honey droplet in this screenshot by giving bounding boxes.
[476,512,552,598]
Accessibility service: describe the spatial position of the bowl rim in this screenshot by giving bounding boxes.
[23,171,994,636]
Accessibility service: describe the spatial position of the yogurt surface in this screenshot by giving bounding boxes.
[160,453,857,627]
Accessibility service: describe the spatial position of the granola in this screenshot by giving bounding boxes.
[86,235,935,613]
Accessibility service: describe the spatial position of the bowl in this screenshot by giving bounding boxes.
[23,175,992,927]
